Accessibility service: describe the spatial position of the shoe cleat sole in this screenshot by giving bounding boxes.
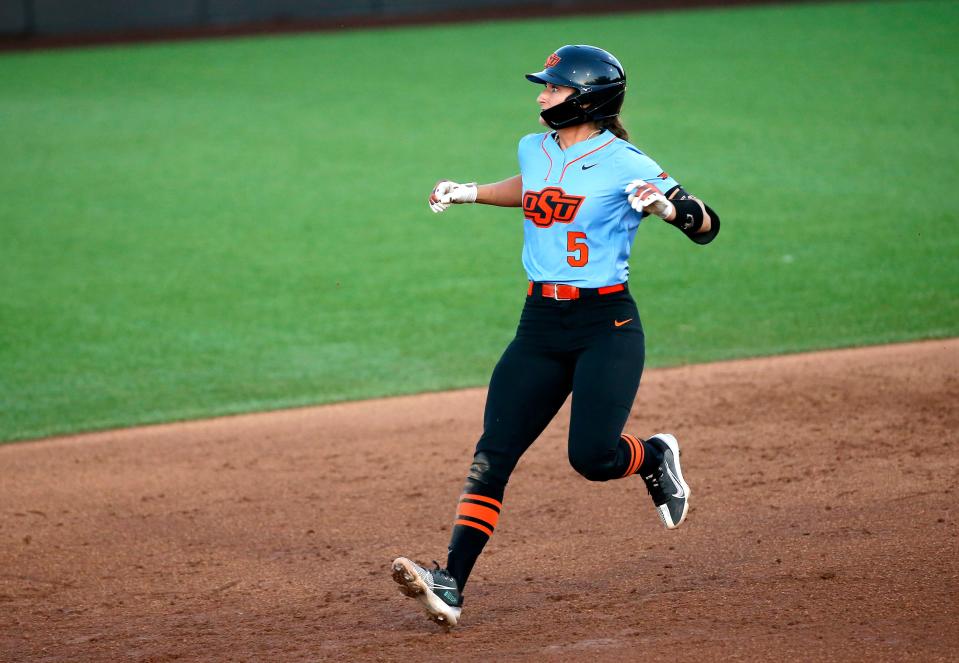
[392,561,422,597]
[391,557,462,628]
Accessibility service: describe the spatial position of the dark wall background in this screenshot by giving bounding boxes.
[0,1,819,38]
[2,1,579,36]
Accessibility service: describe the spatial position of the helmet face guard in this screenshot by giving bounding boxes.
[526,45,626,130]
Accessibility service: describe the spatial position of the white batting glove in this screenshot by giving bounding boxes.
[428,180,478,213]
[625,180,675,220]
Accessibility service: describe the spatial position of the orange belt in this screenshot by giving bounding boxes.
[527,282,626,301]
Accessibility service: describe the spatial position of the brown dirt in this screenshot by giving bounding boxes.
[1,339,957,662]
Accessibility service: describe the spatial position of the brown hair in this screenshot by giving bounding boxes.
[599,117,629,141]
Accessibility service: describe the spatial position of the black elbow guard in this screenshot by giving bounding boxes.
[665,186,720,245]
[670,198,705,234]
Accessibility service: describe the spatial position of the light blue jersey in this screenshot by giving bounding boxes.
[517,129,679,288]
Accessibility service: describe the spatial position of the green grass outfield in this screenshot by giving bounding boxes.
[1,1,957,442]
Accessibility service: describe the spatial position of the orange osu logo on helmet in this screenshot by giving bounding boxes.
[545,53,561,68]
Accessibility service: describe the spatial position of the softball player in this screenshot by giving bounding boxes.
[392,44,720,628]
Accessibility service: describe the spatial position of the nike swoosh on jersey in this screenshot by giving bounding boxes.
[614,318,633,327]
[582,163,599,170]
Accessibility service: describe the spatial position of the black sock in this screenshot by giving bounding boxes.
[638,437,665,476]
[446,527,489,592]
[445,486,502,592]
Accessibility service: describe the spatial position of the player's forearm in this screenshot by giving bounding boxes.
[665,186,720,244]
[664,202,712,234]
[476,175,523,207]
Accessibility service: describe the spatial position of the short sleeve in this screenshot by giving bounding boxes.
[617,144,680,194]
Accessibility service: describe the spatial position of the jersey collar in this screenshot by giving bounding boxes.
[549,129,611,157]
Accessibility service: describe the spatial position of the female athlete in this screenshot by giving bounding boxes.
[391,44,720,628]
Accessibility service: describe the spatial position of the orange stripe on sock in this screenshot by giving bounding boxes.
[629,435,646,474]
[457,502,500,528]
[455,518,493,537]
[631,435,645,475]
[622,434,644,477]
[620,434,637,477]
[461,493,503,509]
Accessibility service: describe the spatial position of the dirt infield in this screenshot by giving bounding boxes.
[2,340,957,662]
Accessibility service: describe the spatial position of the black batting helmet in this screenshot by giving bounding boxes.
[526,45,626,130]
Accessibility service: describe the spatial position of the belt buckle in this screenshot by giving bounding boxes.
[550,284,574,301]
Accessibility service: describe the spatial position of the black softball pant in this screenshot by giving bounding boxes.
[446,287,646,590]
[474,288,645,489]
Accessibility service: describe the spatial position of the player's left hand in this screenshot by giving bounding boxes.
[625,180,675,221]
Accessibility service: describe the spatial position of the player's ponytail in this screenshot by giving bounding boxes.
[599,117,629,141]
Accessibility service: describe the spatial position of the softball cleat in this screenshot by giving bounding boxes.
[641,433,690,529]
[391,557,462,628]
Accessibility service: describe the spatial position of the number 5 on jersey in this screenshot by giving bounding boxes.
[567,231,588,267]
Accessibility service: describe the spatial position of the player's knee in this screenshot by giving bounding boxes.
[467,452,493,484]
[567,446,615,482]
[466,451,512,490]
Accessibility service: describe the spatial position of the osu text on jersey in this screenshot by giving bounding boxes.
[523,187,585,228]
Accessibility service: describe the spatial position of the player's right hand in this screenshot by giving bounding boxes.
[625,180,675,221]
[429,180,478,213]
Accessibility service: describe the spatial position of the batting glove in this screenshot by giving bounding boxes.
[625,180,675,220]
[429,180,478,213]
